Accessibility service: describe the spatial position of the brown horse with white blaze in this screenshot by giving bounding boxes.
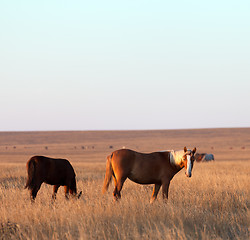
[25,156,82,201]
[102,147,196,203]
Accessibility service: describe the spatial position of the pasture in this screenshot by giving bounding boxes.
[0,129,249,239]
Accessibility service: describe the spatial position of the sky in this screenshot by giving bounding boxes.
[0,0,250,131]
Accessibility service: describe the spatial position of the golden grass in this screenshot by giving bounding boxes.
[0,161,249,240]
[0,129,249,239]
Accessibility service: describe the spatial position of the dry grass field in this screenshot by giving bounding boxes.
[0,128,249,239]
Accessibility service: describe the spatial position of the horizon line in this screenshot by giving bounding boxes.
[0,126,249,133]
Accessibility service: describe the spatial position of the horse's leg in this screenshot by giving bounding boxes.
[64,186,70,199]
[52,185,60,200]
[69,178,77,196]
[114,177,126,200]
[30,183,42,201]
[112,175,119,200]
[150,184,161,204]
[162,180,170,201]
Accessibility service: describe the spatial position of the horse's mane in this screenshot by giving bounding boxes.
[170,149,192,166]
[169,150,183,166]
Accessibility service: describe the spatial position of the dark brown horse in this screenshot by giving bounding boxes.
[102,147,196,203]
[25,156,82,201]
[194,153,206,162]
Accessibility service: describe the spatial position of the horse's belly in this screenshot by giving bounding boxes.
[128,174,161,185]
[44,176,66,186]
[44,179,62,185]
[127,164,162,184]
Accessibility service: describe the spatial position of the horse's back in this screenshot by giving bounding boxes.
[31,156,74,171]
[111,149,136,164]
[28,156,53,167]
[111,148,170,164]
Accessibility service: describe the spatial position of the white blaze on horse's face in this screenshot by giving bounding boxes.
[186,154,192,177]
[184,147,196,177]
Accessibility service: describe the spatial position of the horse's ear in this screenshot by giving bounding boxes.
[193,147,196,153]
[184,147,187,152]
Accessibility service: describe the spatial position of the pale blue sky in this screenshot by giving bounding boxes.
[0,1,249,131]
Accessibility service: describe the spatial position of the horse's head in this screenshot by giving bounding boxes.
[71,191,82,199]
[183,147,196,177]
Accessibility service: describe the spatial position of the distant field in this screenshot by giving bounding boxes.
[0,128,250,163]
[0,129,249,239]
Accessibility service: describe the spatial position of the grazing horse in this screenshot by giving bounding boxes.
[102,147,196,203]
[204,153,214,161]
[195,153,206,162]
[25,156,82,201]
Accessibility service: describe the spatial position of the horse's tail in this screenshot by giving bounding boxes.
[25,158,36,190]
[102,153,113,194]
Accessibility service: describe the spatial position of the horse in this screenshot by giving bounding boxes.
[194,153,206,162]
[204,153,214,161]
[102,147,196,203]
[25,156,82,201]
